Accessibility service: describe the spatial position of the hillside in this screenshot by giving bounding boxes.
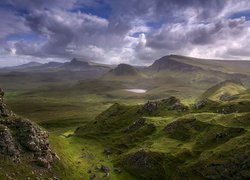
[200,80,246,101]
[0,89,62,179]
[162,55,250,76]
[147,55,202,72]
[74,82,250,179]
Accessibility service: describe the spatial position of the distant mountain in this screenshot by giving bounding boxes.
[102,63,142,81]
[110,64,139,76]
[62,58,90,70]
[1,58,111,72]
[3,61,43,70]
[147,55,201,72]
[154,55,250,76]
[0,58,112,81]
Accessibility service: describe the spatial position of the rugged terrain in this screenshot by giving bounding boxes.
[0,55,250,179]
[0,92,62,179]
[74,81,250,179]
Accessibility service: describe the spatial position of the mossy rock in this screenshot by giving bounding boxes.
[164,118,208,141]
[120,150,168,180]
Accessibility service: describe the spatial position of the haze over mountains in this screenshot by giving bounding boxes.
[3,54,250,75]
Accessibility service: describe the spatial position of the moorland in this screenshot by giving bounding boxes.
[0,54,250,179]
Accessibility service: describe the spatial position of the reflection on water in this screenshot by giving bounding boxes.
[124,89,147,93]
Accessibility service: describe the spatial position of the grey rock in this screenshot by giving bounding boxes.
[143,101,158,113]
[0,125,20,161]
[100,165,110,173]
[124,118,146,132]
[103,148,112,155]
[195,98,208,109]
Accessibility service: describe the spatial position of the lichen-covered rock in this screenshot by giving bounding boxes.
[0,93,56,169]
[103,148,112,155]
[143,101,158,113]
[143,96,188,114]
[0,102,10,117]
[161,96,180,105]
[123,150,166,180]
[0,117,56,168]
[194,98,209,109]
[124,118,146,133]
[0,124,20,161]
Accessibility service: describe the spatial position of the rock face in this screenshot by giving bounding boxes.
[195,98,208,109]
[123,150,166,180]
[0,89,56,169]
[124,118,146,132]
[143,96,188,114]
[0,125,20,161]
[143,101,158,113]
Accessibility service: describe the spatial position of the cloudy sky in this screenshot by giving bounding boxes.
[1,0,250,67]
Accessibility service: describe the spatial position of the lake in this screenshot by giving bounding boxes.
[124,89,147,93]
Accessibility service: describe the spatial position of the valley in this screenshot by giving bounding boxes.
[0,55,250,179]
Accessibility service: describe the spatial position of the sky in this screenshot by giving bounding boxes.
[1,0,250,67]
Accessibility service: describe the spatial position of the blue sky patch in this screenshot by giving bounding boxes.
[230,10,250,20]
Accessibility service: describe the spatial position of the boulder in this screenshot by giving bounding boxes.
[123,150,166,179]
[0,125,20,161]
[124,118,146,132]
[161,96,180,105]
[143,101,158,113]
[0,88,56,169]
[100,165,110,173]
[194,98,208,109]
[103,148,112,155]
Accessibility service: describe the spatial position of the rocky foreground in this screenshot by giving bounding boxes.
[0,92,57,170]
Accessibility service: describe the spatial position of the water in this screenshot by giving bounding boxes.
[124,89,147,93]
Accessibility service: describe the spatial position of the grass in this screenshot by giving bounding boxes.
[200,80,246,101]
[0,70,250,179]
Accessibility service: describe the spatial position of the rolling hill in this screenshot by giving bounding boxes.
[200,80,246,101]
[74,82,250,179]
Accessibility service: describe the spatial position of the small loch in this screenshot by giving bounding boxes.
[124,89,147,93]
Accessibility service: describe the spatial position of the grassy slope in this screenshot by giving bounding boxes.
[74,89,250,179]
[169,55,250,76]
[201,80,246,101]
[1,56,250,179]
[1,76,249,179]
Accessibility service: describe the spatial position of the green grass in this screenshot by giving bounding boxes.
[0,71,250,179]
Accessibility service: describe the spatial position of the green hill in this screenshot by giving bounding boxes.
[73,85,250,179]
[200,80,246,101]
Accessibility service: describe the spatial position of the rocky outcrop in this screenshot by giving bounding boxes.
[0,125,20,161]
[124,118,146,132]
[0,89,56,169]
[143,96,188,114]
[0,117,56,168]
[194,98,209,110]
[122,150,166,180]
[143,101,158,113]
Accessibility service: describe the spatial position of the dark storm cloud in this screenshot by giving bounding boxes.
[0,0,250,66]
